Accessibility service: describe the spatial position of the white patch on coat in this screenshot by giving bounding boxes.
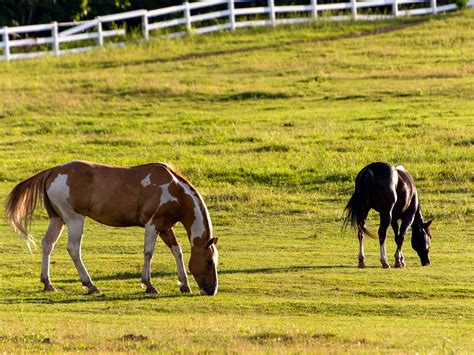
[47,173,85,227]
[141,174,152,187]
[174,176,212,246]
[159,182,178,206]
[396,165,406,172]
[145,219,158,236]
[47,174,78,221]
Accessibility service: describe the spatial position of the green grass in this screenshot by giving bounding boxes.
[1,11,473,352]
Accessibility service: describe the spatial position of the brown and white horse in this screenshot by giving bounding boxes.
[5,161,218,296]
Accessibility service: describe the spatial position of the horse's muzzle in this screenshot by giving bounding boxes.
[199,283,218,296]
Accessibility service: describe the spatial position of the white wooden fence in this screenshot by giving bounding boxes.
[0,0,472,61]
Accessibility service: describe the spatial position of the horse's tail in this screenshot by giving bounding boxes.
[343,169,376,238]
[5,168,54,251]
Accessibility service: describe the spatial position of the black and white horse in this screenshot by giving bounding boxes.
[344,162,433,268]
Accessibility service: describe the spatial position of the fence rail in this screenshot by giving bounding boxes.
[0,0,472,61]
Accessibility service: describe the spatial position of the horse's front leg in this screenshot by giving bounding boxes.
[159,229,191,293]
[40,217,65,291]
[141,222,159,294]
[391,220,403,268]
[394,215,415,268]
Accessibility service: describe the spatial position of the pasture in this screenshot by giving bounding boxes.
[1,10,473,352]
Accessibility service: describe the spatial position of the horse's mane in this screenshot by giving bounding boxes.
[155,163,196,192]
[159,163,212,236]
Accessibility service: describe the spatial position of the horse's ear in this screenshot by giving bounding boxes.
[424,218,435,229]
[205,238,218,249]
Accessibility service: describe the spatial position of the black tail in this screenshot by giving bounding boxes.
[343,169,376,238]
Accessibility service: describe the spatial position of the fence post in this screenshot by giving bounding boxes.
[311,0,318,20]
[184,1,192,32]
[2,26,10,61]
[142,10,149,41]
[350,0,358,20]
[392,0,399,17]
[52,21,60,56]
[96,17,104,47]
[430,0,438,14]
[268,0,276,27]
[228,0,236,31]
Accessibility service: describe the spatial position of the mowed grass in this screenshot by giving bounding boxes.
[0,10,473,352]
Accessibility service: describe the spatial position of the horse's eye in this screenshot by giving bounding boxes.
[207,260,213,266]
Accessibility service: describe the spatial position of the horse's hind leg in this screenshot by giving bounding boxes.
[66,216,101,294]
[160,229,191,293]
[141,222,159,294]
[40,217,65,291]
[357,225,366,269]
[378,211,392,269]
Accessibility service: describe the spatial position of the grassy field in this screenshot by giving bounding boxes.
[0,10,473,352]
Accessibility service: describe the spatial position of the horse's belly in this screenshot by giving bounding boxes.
[86,210,142,227]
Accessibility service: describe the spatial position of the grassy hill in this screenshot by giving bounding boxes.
[0,10,473,352]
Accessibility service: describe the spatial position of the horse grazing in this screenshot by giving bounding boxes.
[344,162,433,268]
[5,161,218,296]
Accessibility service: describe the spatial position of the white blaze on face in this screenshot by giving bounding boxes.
[173,175,212,246]
[141,174,152,187]
[159,182,178,206]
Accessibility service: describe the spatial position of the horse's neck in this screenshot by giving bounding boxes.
[175,178,212,246]
[413,207,424,229]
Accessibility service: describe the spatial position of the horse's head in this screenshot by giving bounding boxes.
[189,237,218,296]
[411,218,434,266]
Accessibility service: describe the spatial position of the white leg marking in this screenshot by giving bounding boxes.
[359,239,365,261]
[380,241,389,266]
[47,174,96,290]
[141,174,151,187]
[142,221,158,292]
[171,245,189,287]
[66,216,93,285]
[41,218,64,287]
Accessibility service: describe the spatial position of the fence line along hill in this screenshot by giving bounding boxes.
[1,0,473,61]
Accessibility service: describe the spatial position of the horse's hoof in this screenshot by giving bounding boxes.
[394,262,404,268]
[382,263,391,269]
[146,286,159,294]
[180,284,191,293]
[43,284,57,292]
[358,262,366,269]
[87,286,102,295]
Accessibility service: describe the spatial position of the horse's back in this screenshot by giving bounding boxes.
[358,162,416,217]
[45,161,176,227]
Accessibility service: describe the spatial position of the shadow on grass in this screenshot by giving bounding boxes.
[55,265,356,284]
[2,265,368,305]
[220,264,355,275]
[1,290,188,305]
